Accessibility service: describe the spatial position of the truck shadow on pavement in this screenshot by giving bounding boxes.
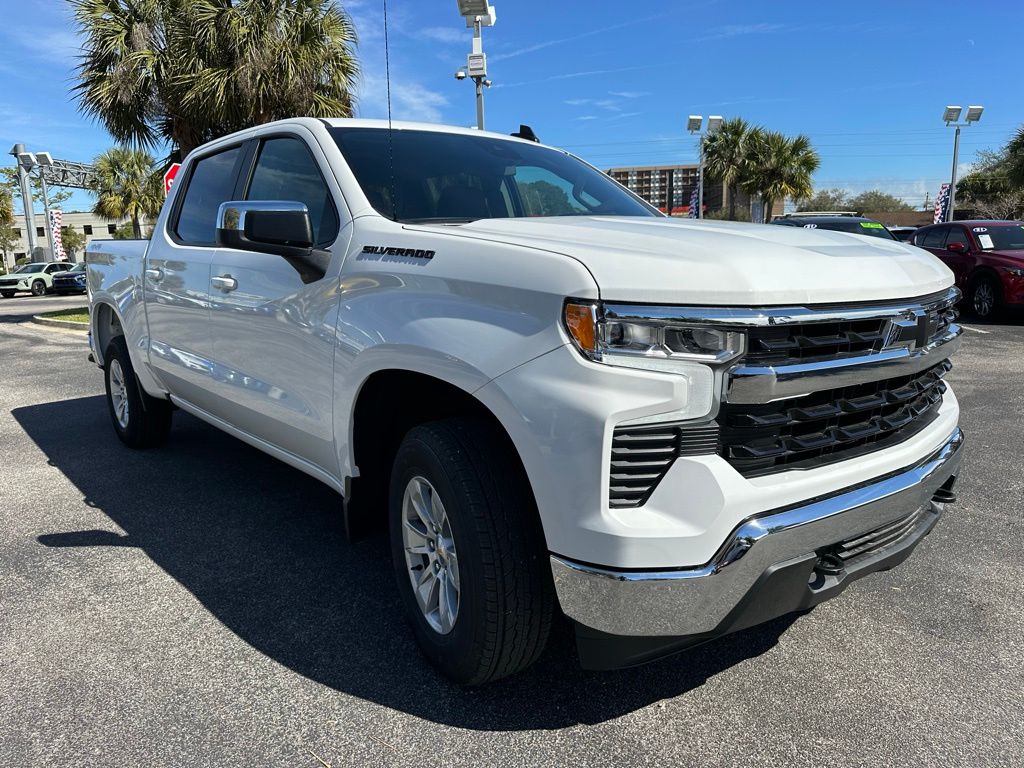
[15,395,799,731]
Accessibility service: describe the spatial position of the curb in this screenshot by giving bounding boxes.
[30,314,90,332]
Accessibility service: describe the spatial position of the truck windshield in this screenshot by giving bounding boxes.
[329,127,658,223]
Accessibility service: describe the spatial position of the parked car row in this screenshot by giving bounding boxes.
[0,262,87,298]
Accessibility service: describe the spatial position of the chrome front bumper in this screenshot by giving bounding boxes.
[551,427,964,637]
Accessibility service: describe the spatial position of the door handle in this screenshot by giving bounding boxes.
[144,267,164,282]
[211,274,238,292]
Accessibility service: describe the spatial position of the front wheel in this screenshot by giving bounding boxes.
[30,280,46,296]
[389,419,554,685]
[1,291,14,299]
[104,336,173,448]
[968,274,1002,320]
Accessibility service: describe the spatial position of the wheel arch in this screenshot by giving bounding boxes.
[90,300,125,367]
[344,368,544,545]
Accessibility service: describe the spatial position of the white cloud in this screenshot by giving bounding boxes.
[608,91,649,99]
[490,13,669,62]
[575,115,599,122]
[355,74,449,124]
[419,27,467,44]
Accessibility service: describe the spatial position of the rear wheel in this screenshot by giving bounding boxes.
[968,273,1002,320]
[104,336,173,448]
[389,418,554,685]
[30,280,46,296]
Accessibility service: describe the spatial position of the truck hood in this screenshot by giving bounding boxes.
[449,216,953,305]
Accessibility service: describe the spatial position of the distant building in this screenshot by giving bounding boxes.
[7,211,136,262]
[606,163,783,219]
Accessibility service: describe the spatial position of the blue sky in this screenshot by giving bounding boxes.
[1,0,1022,213]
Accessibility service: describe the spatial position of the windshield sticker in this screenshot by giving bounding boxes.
[972,227,988,232]
[978,234,994,249]
[860,222,884,229]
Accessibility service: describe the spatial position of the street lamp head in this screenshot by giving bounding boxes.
[687,115,703,133]
[16,151,37,169]
[943,105,962,124]
[456,0,495,26]
[36,151,54,166]
[965,105,984,123]
[707,115,723,134]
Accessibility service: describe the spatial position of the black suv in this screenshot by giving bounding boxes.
[772,214,897,240]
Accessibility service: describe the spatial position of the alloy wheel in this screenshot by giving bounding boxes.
[108,359,130,429]
[973,282,994,317]
[401,475,461,635]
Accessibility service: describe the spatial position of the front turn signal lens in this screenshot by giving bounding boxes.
[564,301,598,355]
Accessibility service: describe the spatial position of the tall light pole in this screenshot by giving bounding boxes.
[9,144,39,260]
[687,115,722,219]
[943,104,984,222]
[455,0,495,130]
[35,152,57,260]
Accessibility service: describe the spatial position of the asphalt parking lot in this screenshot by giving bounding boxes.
[1,300,1022,767]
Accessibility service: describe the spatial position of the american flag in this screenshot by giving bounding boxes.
[687,176,700,219]
[933,184,950,224]
[49,209,64,259]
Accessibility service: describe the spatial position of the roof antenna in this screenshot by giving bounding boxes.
[383,0,399,222]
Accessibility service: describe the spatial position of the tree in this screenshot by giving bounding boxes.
[741,129,820,220]
[0,188,16,273]
[846,190,912,212]
[797,187,849,211]
[1006,126,1024,188]
[73,0,359,157]
[112,223,140,240]
[60,225,86,259]
[92,147,164,239]
[520,181,573,215]
[702,117,753,220]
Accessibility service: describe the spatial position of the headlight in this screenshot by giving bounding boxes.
[564,300,745,370]
[1007,267,1024,277]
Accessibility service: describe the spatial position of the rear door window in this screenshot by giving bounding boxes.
[174,146,243,246]
[920,227,947,248]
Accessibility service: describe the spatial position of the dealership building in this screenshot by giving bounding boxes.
[6,211,135,262]
[606,163,783,219]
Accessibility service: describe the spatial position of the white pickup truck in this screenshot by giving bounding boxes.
[86,118,963,684]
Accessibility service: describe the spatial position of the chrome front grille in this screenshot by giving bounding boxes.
[717,361,950,477]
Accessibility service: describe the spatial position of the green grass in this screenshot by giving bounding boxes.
[38,307,90,324]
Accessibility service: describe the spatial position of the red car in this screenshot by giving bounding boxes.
[911,220,1024,319]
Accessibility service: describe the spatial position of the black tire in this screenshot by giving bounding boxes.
[30,280,46,297]
[0,291,14,299]
[103,336,173,449]
[968,273,1002,320]
[389,418,554,685]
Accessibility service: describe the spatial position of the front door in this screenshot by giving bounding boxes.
[145,144,245,409]
[205,134,347,475]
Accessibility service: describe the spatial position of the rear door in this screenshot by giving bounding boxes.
[145,143,246,408]
[205,131,349,474]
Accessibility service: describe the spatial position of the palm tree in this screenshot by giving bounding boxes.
[741,129,820,221]
[92,147,165,239]
[73,0,358,157]
[1005,125,1024,188]
[702,117,752,220]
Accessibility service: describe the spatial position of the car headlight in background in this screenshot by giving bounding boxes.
[564,300,745,370]
[1006,267,1024,277]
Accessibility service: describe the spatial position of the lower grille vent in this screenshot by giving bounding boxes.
[609,423,720,508]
